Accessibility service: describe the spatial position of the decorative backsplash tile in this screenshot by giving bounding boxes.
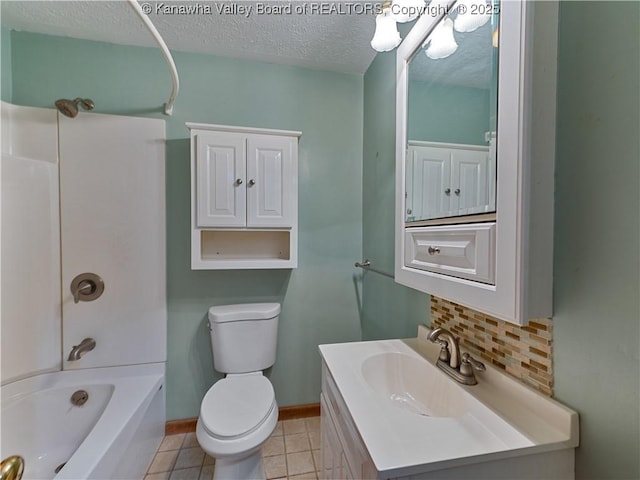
[430,297,553,396]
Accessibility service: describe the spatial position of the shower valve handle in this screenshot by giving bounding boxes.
[70,273,104,304]
[73,281,95,303]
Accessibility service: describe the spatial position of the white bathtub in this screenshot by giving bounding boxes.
[1,363,165,480]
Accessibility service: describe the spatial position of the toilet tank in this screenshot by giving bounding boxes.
[208,303,280,374]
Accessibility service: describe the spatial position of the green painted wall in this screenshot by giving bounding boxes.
[1,28,11,101]
[408,80,489,145]
[553,2,639,479]
[361,49,429,340]
[10,31,363,420]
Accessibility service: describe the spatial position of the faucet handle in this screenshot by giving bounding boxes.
[460,353,486,376]
[70,273,104,304]
[436,339,450,362]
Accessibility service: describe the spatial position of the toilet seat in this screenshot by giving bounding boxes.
[200,373,275,440]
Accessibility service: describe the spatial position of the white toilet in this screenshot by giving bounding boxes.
[196,303,281,480]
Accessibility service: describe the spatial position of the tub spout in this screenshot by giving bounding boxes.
[68,338,96,361]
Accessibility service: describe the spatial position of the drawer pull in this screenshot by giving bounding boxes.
[428,246,441,255]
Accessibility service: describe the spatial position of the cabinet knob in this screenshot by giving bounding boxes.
[249,179,256,186]
[454,188,460,195]
[428,246,441,255]
[235,178,243,185]
[444,188,451,195]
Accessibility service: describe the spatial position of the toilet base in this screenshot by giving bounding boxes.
[213,450,265,480]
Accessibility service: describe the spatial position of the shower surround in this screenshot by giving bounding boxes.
[1,101,167,478]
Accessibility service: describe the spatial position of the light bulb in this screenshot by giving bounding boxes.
[425,18,458,59]
[454,0,491,33]
[390,0,426,23]
[371,7,401,52]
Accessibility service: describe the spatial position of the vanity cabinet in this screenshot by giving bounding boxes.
[320,364,377,480]
[319,335,578,480]
[188,123,300,269]
[406,142,492,221]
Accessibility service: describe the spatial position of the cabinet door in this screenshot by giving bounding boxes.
[196,131,246,227]
[320,395,344,480]
[450,149,489,216]
[409,146,451,220]
[246,135,296,228]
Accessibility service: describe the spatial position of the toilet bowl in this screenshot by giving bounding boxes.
[196,303,281,480]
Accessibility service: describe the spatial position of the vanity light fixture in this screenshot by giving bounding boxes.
[371,0,429,52]
[370,1,402,52]
[453,0,491,32]
[424,17,458,59]
[370,0,493,54]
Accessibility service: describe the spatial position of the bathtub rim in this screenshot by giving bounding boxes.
[1,363,165,480]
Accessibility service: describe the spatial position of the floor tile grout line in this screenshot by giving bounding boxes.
[149,418,320,480]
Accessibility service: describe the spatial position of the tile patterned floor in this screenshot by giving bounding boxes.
[145,417,321,480]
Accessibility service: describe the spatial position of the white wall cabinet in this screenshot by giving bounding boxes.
[196,131,295,228]
[188,123,300,269]
[406,142,492,221]
[395,1,559,325]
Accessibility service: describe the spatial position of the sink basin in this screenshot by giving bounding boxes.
[320,336,578,478]
[361,352,467,417]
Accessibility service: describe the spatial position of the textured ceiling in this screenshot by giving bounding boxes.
[0,0,378,74]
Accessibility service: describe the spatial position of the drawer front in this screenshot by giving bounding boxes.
[404,222,496,284]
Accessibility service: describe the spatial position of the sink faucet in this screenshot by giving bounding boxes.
[427,328,485,385]
[67,338,96,361]
[428,327,461,368]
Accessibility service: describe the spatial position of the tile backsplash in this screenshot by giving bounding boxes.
[430,297,553,396]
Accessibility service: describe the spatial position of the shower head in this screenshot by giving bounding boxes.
[54,98,95,118]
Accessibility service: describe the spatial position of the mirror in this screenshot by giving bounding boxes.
[404,3,499,223]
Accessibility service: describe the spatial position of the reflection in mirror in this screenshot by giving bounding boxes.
[405,3,499,223]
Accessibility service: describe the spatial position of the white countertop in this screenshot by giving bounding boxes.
[319,327,579,478]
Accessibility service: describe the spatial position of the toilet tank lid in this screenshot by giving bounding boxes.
[208,303,281,323]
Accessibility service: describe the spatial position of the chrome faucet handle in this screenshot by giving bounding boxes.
[460,352,486,378]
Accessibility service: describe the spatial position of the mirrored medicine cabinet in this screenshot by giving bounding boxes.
[395,0,559,325]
